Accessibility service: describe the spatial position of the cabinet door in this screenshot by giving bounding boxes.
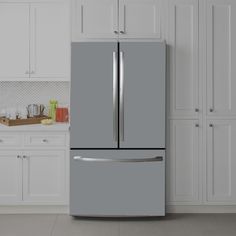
[0,4,29,80]
[168,0,199,118]
[0,151,22,204]
[29,3,70,80]
[119,0,161,38]
[23,150,66,203]
[207,120,236,203]
[119,42,165,148]
[207,0,236,116]
[73,0,118,40]
[167,120,200,203]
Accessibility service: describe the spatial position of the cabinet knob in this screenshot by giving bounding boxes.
[17,155,21,159]
[209,108,214,112]
[209,124,213,127]
[22,155,27,159]
[120,31,125,34]
[114,30,118,34]
[195,108,199,112]
[195,124,199,127]
[42,139,48,143]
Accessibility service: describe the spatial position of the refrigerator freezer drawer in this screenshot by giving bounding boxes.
[70,150,165,217]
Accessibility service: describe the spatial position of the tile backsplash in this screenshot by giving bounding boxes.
[0,82,70,111]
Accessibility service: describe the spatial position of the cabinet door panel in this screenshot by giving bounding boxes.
[119,0,161,38]
[23,150,66,203]
[0,4,29,79]
[74,0,118,39]
[167,120,200,203]
[207,0,236,116]
[207,120,236,202]
[168,0,199,118]
[0,151,22,204]
[30,3,69,80]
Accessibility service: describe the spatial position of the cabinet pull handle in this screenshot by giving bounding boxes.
[42,139,48,143]
[195,108,199,112]
[209,124,213,127]
[114,30,118,34]
[195,124,199,127]
[209,108,214,112]
[120,31,125,34]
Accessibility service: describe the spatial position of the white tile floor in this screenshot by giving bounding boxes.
[0,214,236,236]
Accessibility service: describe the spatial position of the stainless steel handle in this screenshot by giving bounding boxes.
[113,52,118,142]
[119,51,124,141]
[73,156,163,163]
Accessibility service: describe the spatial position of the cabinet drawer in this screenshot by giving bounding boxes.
[0,134,21,147]
[24,133,66,147]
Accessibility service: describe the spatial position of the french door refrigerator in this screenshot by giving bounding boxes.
[70,41,166,217]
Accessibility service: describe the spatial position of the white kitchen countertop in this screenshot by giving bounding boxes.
[0,123,70,132]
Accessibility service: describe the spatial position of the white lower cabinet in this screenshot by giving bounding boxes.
[0,151,22,204]
[167,120,200,204]
[23,150,66,203]
[0,132,68,206]
[207,120,236,203]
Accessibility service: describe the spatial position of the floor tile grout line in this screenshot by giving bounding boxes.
[50,214,58,236]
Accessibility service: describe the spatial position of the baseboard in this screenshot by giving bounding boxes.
[0,205,69,214]
[167,205,236,213]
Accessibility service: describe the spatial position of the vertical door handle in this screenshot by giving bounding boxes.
[119,51,124,141]
[113,52,118,142]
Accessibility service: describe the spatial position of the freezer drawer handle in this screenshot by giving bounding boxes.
[73,156,163,162]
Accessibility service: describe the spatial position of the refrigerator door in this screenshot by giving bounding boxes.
[71,42,118,148]
[70,150,165,216]
[119,42,166,148]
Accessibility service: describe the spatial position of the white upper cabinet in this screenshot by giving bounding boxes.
[0,4,29,79]
[168,0,199,118]
[167,120,200,203]
[29,3,70,80]
[207,0,236,117]
[73,0,118,39]
[207,120,236,203]
[0,2,70,81]
[119,0,161,38]
[72,0,161,40]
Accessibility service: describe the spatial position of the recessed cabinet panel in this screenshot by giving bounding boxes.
[207,0,236,116]
[119,0,161,38]
[23,150,66,203]
[74,0,118,39]
[0,4,29,79]
[207,121,236,202]
[168,0,199,118]
[167,120,199,203]
[0,151,22,204]
[30,3,70,80]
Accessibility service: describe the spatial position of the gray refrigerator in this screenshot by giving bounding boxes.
[70,41,166,216]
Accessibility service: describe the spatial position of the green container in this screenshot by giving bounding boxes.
[49,100,58,121]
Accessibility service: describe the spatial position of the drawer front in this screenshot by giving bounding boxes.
[0,134,21,147]
[70,150,165,216]
[24,133,66,147]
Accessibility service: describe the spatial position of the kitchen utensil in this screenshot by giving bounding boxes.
[27,104,39,117]
[39,104,45,116]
